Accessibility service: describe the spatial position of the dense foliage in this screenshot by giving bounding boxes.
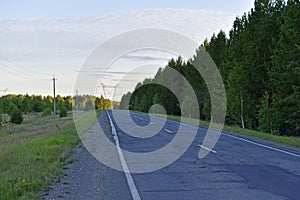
[0,94,73,115]
[0,94,113,124]
[9,107,23,124]
[120,0,300,136]
[59,106,68,118]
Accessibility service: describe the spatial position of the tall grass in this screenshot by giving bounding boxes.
[0,111,96,200]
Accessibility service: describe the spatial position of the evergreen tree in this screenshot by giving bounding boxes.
[9,107,23,124]
[269,0,300,135]
[206,30,227,68]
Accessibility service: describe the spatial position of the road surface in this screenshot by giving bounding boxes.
[44,110,300,200]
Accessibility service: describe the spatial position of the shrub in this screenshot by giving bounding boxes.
[42,108,52,117]
[59,107,68,118]
[32,99,43,112]
[7,102,18,115]
[9,108,23,124]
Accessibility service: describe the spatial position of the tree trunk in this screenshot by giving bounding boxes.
[240,96,245,129]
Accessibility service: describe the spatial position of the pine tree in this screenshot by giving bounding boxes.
[270,0,300,135]
[206,30,227,68]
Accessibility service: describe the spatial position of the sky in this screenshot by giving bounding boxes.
[1,0,253,18]
[0,0,254,99]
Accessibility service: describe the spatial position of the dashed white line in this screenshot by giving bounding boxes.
[106,111,141,200]
[164,129,173,134]
[198,145,217,154]
[151,114,300,158]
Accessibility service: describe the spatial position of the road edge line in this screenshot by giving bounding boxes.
[223,133,300,158]
[106,111,142,200]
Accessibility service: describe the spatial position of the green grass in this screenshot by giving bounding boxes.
[0,111,97,200]
[145,113,300,149]
[222,125,300,148]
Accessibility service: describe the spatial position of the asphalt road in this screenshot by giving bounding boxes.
[45,110,300,200]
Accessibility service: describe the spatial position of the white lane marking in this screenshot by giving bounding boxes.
[198,145,217,154]
[106,111,141,200]
[223,133,300,158]
[164,128,173,134]
[149,114,300,158]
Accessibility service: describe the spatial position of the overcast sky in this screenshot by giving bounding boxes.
[0,0,254,98]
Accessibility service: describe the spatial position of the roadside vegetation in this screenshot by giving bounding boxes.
[0,91,105,199]
[0,110,97,200]
[0,94,112,125]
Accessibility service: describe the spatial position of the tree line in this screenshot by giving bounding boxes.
[0,94,113,124]
[120,0,300,136]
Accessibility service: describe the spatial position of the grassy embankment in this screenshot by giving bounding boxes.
[0,111,98,200]
[145,113,300,149]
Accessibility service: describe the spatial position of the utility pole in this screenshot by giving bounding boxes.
[75,90,79,111]
[98,83,116,99]
[96,83,116,110]
[52,75,57,115]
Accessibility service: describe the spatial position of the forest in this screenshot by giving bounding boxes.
[120,0,300,136]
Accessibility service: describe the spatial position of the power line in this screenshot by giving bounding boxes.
[0,61,33,79]
[96,83,116,99]
[0,56,49,80]
[0,55,49,77]
[56,79,72,95]
[0,88,9,96]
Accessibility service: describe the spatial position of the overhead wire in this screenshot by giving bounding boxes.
[0,55,49,80]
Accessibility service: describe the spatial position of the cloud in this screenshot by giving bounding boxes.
[121,54,170,62]
[0,8,235,60]
[0,8,236,95]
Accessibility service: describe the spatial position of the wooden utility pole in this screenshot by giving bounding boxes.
[53,75,57,115]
